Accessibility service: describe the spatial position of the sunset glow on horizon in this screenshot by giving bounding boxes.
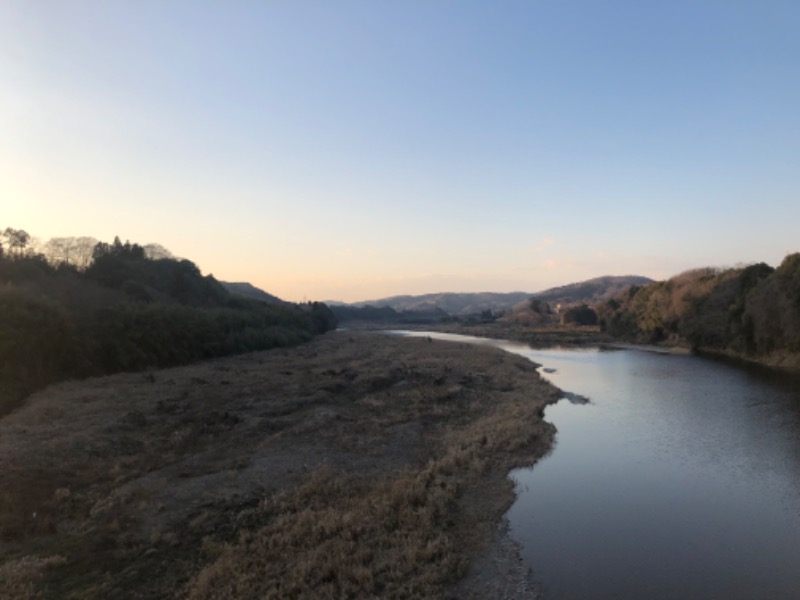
[3,1,799,302]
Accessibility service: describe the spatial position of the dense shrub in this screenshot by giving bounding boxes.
[0,287,75,413]
[561,304,597,326]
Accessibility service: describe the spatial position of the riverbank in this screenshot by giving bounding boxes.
[346,321,612,348]
[599,341,692,355]
[0,331,560,599]
[694,346,800,372]
[394,321,800,373]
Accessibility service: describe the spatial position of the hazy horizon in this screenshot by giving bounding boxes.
[4,2,799,303]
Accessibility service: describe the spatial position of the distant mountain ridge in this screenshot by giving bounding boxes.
[330,303,449,325]
[346,275,653,316]
[354,292,533,316]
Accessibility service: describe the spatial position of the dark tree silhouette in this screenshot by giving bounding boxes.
[2,227,30,255]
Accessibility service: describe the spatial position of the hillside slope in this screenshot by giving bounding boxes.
[531,275,654,305]
[220,281,286,304]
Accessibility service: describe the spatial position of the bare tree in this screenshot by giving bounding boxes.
[2,227,30,255]
[143,243,174,260]
[43,237,70,265]
[72,237,98,268]
[43,236,99,269]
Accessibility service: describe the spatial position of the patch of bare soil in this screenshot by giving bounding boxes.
[0,331,560,599]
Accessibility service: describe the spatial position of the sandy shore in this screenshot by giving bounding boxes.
[0,330,560,599]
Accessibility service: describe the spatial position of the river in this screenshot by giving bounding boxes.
[393,331,800,599]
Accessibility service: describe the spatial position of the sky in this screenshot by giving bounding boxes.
[2,1,799,302]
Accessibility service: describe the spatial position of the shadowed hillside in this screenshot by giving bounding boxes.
[0,228,337,415]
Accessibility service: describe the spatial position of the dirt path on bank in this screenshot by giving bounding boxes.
[0,331,561,599]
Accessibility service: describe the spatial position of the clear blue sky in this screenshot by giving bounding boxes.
[3,1,799,301]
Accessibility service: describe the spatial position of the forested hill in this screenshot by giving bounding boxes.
[531,275,654,305]
[0,228,337,415]
[598,253,800,366]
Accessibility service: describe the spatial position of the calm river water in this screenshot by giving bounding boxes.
[395,332,800,599]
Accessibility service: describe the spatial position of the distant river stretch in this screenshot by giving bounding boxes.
[394,331,800,600]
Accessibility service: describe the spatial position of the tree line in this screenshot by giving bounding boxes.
[0,228,337,415]
[597,253,800,357]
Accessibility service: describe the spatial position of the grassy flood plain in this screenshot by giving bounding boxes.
[0,331,562,599]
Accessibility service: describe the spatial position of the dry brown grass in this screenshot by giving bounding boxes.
[186,467,459,599]
[0,331,559,599]
[186,364,553,599]
[0,555,66,600]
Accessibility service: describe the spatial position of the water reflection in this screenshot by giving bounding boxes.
[391,331,800,600]
[509,348,800,600]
